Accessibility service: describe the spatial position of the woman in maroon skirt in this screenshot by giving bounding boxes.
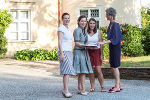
[87,18,106,92]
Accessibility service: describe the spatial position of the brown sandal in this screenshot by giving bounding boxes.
[88,88,95,92]
[101,87,106,92]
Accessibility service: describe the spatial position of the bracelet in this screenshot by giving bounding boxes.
[60,51,63,54]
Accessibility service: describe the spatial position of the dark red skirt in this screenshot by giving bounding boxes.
[88,49,102,66]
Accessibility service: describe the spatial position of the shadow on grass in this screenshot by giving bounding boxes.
[102,58,150,67]
[121,60,150,67]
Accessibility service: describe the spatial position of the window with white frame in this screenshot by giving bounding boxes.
[8,10,31,41]
[79,7,102,28]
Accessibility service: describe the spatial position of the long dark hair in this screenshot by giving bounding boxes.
[87,18,97,34]
[77,15,87,30]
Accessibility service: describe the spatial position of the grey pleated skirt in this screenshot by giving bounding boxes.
[58,51,75,75]
[73,49,93,74]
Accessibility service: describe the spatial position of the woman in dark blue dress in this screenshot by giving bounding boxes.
[99,7,123,93]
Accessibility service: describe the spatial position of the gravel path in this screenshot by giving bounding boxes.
[0,58,150,100]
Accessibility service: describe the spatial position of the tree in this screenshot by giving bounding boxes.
[0,9,13,58]
[141,7,150,55]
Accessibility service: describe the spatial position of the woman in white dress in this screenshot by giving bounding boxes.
[57,13,75,98]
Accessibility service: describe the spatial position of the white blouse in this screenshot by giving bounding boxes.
[88,30,100,48]
[57,24,72,51]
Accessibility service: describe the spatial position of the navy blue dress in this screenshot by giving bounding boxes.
[107,22,123,68]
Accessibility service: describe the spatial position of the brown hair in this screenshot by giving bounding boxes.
[87,18,97,34]
[62,13,70,20]
[77,15,87,29]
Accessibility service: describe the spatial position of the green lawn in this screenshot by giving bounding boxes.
[102,56,150,67]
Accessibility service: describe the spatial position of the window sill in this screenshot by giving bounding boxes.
[6,0,36,3]
[8,40,36,43]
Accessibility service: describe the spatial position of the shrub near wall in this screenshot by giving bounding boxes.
[142,23,150,55]
[100,27,109,59]
[121,24,145,57]
[14,48,59,61]
[141,7,150,55]
[100,24,145,58]
[0,9,13,58]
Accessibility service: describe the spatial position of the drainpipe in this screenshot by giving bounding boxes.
[58,0,61,27]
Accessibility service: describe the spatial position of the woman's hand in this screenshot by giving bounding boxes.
[99,42,105,45]
[100,55,104,61]
[60,54,65,62]
[95,42,100,45]
[95,42,104,45]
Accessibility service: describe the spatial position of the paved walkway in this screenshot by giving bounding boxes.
[0,58,150,100]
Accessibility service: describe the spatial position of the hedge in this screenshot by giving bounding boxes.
[14,48,59,61]
[100,24,145,59]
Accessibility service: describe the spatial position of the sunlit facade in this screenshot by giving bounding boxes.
[0,0,141,57]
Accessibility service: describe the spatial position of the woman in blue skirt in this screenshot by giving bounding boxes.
[99,7,123,93]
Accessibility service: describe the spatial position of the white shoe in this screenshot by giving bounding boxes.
[80,91,89,96]
[62,92,73,98]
